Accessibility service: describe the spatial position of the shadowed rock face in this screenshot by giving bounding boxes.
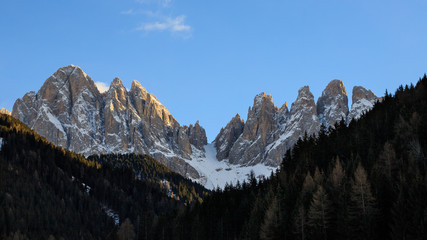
[317,79,349,127]
[214,114,245,160]
[347,86,378,122]
[214,81,378,167]
[12,65,205,179]
[227,93,280,166]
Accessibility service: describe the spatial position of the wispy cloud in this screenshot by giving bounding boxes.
[122,0,192,38]
[120,9,160,18]
[136,15,191,33]
[95,82,109,93]
[120,9,135,15]
[135,0,172,7]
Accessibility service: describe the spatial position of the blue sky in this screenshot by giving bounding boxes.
[1,0,426,141]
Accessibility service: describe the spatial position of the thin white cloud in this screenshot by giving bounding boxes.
[120,9,159,17]
[95,82,109,93]
[135,0,172,7]
[120,9,135,15]
[122,0,191,38]
[137,15,191,33]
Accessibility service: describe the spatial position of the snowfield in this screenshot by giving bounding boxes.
[185,143,278,190]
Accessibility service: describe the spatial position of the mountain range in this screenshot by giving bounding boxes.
[11,65,379,188]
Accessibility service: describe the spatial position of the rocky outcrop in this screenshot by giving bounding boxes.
[220,87,321,166]
[13,65,105,152]
[0,108,11,115]
[317,80,349,127]
[284,86,320,144]
[214,114,245,160]
[215,81,377,167]
[12,65,204,179]
[184,121,208,150]
[227,93,280,165]
[347,86,378,122]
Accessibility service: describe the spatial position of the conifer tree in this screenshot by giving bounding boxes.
[328,156,348,239]
[330,157,345,189]
[301,172,315,206]
[117,218,136,240]
[307,185,331,240]
[293,204,307,240]
[348,162,377,240]
[260,197,283,240]
[313,167,324,185]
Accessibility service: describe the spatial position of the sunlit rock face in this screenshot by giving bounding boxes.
[12,65,205,179]
[0,108,11,115]
[214,80,378,167]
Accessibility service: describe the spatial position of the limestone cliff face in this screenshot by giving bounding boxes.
[12,65,203,179]
[184,121,208,150]
[317,80,349,127]
[215,81,377,167]
[13,65,105,153]
[227,93,279,165]
[0,108,11,115]
[13,66,379,177]
[214,114,245,160]
[284,86,320,144]
[226,87,319,166]
[347,86,378,122]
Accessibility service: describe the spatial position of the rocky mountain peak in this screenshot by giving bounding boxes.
[352,86,377,103]
[287,85,319,138]
[12,65,208,180]
[0,108,11,115]
[280,102,289,110]
[130,80,147,95]
[232,113,244,123]
[242,92,277,141]
[214,113,245,161]
[324,79,347,96]
[185,121,208,150]
[317,79,349,127]
[12,65,380,185]
[347,86,378,122]
[109,77,126,91]
[293,86,316,107]
[253,92,274,108]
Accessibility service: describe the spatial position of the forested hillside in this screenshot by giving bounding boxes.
[0,114,206,239]
[167,75,427,239]
[88,154,208,204]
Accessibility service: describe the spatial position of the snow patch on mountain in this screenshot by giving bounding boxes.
[185,143,277,190]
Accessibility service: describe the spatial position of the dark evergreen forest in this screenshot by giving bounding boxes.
[1,75,427,239]
[0,115,206,239]
[88,154,208,204]
[172,75,427,240]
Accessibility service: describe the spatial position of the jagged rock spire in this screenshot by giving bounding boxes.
[347,86,378,122]
[317,79,349,127]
